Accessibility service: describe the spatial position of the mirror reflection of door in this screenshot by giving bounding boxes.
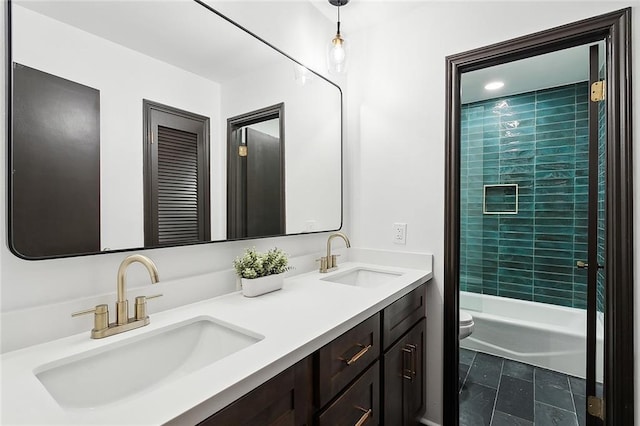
[457,42,606,425]
[12,64,101,257]
[143,100,211,247]
[227,103,285,239]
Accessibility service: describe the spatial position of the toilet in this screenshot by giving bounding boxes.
[459,310,475,340]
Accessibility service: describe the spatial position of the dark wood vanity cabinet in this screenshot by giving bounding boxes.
[381,284,427,425]
[313,284,426,426]
[198,284,426,426]
[198,356,313,426]
[383,319,426,426]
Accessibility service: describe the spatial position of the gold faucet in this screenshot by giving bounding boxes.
[73,254,162,338]
[319,232,351,273]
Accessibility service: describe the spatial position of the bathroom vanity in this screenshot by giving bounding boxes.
[198,284,426,426]
[1,251,432,425]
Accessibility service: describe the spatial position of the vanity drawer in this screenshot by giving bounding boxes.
[382,284,426,350]
[317,361,380,426]
[199,356,312,426]
[316,313,380,407]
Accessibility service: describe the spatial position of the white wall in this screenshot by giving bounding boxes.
[13,6,222,250]
[346,2,638,424]
[221,60,342,235]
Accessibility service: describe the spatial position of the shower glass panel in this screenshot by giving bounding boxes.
[458,43,605,426]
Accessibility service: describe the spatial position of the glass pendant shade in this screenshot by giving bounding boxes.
[326,0,349,75]
[327,33,348,74]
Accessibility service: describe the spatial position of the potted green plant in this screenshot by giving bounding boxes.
[233,247,291,297]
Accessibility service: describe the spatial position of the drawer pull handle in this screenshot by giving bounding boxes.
[354,406,372,426]
[402,343,417,380]
[343,344,372,365]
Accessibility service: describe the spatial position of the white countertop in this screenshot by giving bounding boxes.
[1,257,432,425]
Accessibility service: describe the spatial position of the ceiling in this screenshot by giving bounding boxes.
[14,0,284,84]
[308,0,427,34]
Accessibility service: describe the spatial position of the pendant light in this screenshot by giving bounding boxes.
[327,0,349,75]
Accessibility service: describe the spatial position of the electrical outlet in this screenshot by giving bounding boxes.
[393,223,407,245]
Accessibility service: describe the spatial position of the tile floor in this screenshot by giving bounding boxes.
[459,348,587,426]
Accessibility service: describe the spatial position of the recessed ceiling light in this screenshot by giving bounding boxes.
[485,81,505,91]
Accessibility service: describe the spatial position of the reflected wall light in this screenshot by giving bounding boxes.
[327,0,350,75]
[294,64,314,85]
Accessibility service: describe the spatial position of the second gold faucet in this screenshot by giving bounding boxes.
[319,232,351,273]
[116,254,160,326]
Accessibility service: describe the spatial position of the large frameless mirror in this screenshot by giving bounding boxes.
[8,0,342,259]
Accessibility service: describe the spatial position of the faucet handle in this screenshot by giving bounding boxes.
[316,256,329,273]
[72,304,109,332]
[145,294,163,300]
[134,294,163,321]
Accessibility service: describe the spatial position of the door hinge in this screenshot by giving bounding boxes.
[238,145,248,157]
[588,395,605,420]
[591,80,606,102]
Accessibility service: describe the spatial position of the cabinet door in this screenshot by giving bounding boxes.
[383,318,426,426]
[199,356,312,426]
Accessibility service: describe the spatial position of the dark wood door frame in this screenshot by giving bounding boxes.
[444,8,633,426]
[227,103,285,239]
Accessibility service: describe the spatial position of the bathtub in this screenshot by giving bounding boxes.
[460,291,603,381]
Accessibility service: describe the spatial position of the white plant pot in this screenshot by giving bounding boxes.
[241,273,284,297]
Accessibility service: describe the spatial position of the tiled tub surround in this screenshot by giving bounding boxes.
[460,82,591,309]
[459,348,590,426]
[1,249,432,425]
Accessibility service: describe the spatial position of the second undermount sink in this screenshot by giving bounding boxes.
[35,316,263,410]
[321,267,403,288]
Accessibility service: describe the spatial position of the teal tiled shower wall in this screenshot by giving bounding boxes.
[460,82,590,309]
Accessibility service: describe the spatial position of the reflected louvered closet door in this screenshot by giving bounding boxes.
[144,101,210,247]
[157,125,200,244]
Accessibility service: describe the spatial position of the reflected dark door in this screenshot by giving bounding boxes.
[143,100,210,247]
[12,63,100,257]
[227,103,285,240]
[246,128,284,237]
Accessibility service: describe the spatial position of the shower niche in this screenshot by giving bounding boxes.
[483,184,518,215]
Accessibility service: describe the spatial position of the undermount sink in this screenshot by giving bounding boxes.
[321,267,403,288]
[35,316,263,410]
